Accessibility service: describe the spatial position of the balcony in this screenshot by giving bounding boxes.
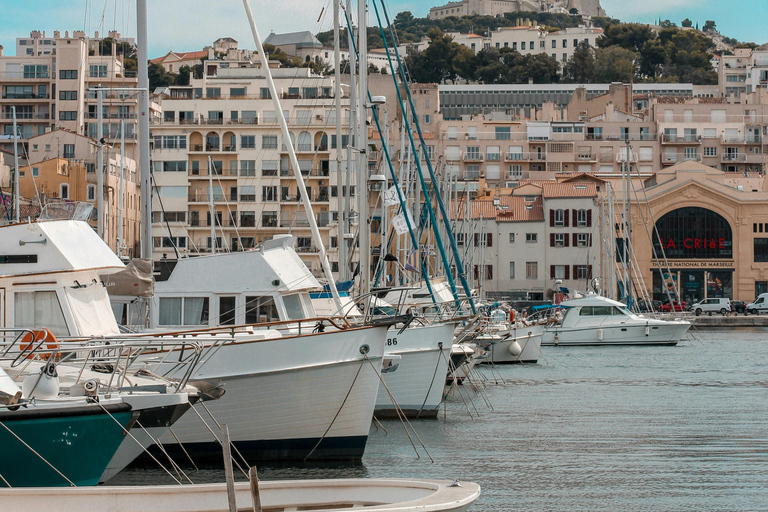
[661,134,701,144]
[485,152,501,162]
[188,192,228,203]
[1,93,50,100]
[2,112,49,120]
[662,153,701,165]
[463,153,484,162]
[721,135,763,144]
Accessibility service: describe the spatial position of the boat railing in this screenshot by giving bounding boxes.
[0,329,205,393]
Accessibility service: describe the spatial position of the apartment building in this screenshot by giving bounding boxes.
[449,178,600,299]
[149,65,366,278]
[0,30,139,158]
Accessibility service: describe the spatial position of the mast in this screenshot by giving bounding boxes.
[97,87,104,237]
[137,0,152,259]
[357,0,370,295]
[11,106,19,223]
[208,156,216,254]
[118,119,125,258]
[242,0,343,311]
[333,0,346,282]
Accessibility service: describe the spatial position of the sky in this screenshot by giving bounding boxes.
[0,0,766,59]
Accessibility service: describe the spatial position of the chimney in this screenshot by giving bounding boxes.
[112,40,116,57]
[0,45,4,57]
[54,30,60,38]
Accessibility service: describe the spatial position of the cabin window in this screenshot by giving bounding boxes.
[245,296,279,323]
[219,296,236,325]
[159,297,209,326]
[283,294,305,320]
[15,291,69,337]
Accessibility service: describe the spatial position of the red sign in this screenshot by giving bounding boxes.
[663,238,726,251]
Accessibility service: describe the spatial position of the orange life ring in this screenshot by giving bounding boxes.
[19,329,59,360]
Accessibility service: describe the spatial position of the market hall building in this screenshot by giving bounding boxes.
[629,161,768,304]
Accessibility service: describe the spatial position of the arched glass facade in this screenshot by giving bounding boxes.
[653,207,733,259]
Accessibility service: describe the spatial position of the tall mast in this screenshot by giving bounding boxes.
[208,156,216,254]
[333,0,346,282]
[242,0,343,311]
[357,0,370,295]
[118,119,125,258]
[11,106,19,223]
[137,0,152,259]
[96,87,104,237]
[345,0,358,283]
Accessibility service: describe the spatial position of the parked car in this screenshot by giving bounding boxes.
[660,300,687,312]
[638,299,662,313]
[746,293,768,314]
[731,300,746,314]
[690,298,731,316]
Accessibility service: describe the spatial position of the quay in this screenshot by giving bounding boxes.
[688,314,768,327]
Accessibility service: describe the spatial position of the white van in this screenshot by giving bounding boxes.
[746,293,768,314]
[690,298,731,316]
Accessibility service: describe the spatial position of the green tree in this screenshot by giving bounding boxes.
[681,18,693,28]
[176,65,191,86]
[594,46,638,83]
[404,28,474,83]
[562,41,596,83]
[703,20,716,32]
[598,23,653,53]
[148,62,175,89]
[510,53,559,84]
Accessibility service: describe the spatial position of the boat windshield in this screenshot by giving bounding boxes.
[578,305,631,317]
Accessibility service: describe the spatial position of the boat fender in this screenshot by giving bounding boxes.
[19,329,59,361]
[508,341,522,356]
[509,309,516,323]
[645,323,650,337]
[21,360,60,400]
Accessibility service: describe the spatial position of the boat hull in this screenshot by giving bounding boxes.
[0,402,134,487]
[375,323,454,419]
[0,478,481,512]
[482,324,544,364]
[152,325,388,461]
[541,321,690,346]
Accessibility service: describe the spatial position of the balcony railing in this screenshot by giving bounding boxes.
[661,134,701,144]
[2,93,50,99]
[463,153,483,162]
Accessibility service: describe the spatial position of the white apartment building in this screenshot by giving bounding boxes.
[450,179,600,299]
[150,66,367,279]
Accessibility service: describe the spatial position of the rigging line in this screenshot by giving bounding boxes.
[416,342,445,417]
[132,419,195,484]
[373,0,474,314]
[150,166,180,259]
[212,161,243,251]
[186,404,249,478]
[341,10,437,304]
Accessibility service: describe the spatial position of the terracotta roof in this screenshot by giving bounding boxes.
[150,50,207,64]
[449,195,544,222]
[541,182,597,198]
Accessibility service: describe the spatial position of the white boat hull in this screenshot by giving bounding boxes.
[541,321,690,346]
[478,324,544,364]
[375,323,454,419]
[151,325,388,461]
[0,478,481,512]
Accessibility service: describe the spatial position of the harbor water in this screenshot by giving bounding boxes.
[113,327,768,511]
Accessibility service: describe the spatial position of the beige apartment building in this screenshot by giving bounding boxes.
[149,65,370,278]
[0,30,139,161]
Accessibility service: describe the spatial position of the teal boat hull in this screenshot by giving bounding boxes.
[0,402,134,487]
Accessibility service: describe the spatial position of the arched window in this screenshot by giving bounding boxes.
[297,131,312,152]
[281,132,295,151]
[654,207,732,259]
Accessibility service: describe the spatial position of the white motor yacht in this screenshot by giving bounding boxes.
[541,294,690,346]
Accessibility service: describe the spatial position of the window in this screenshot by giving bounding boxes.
[240,211,256,227]
[230,87,246,97]
[755,239,768,262]
[59,90,77,100]
[60,183,69,199]
[554,209,564,227]
[262,186,277,202]
[521,42,526,50]
[554,233,565,247]
[153,135,187,149]
[508,233,515,243]
[577,233,590,247]
[59,69,77,79]
[551,40,557,48]
[63,144,75,159]
[495,127,511,140]
[241,135,255,149]
[262,212,277,227]
[474,233,493,247]
[89,65,107,77]
[32,167,39,177]
[240,185,256,202]
[509,262,515,278]
[526,262,538,279]
[15,291,69,337]
[23,64,48,78]
[526,233,537,243]
[158,297,209,326]
[164,110,176,122]
[262,135,277,149]
[245,296,278,323]
[260,88,271,99]
[206,87,221,98]
[424,114,431,124]
[554,265,566,279]
[59,111,77,121]
[577,209,588,227]
[576,265,592,280]
[704,147,717,157]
